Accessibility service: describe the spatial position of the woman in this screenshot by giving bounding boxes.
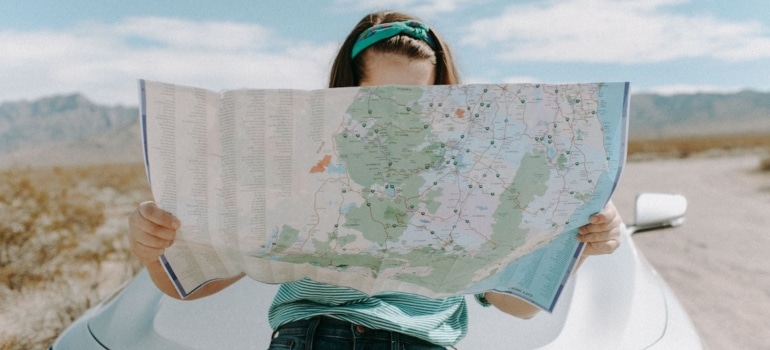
[128,10,622,349]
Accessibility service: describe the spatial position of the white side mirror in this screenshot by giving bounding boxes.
[631,193,687,234]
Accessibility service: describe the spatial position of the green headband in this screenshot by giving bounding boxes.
[351,20,437,59]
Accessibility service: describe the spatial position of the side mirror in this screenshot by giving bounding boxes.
[630,193,687,234]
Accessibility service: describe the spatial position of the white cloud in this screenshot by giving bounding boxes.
[111,17,273,51]
[0,17,339,106]
[332,0,476,17]
[462,0,770,63]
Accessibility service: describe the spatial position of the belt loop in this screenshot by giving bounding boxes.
[391,330,399,350]
[305,317,321,350]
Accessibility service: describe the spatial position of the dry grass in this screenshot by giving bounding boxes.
[628,133,770,160]
[0,163,149,349]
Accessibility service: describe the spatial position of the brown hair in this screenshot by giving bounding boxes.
[328,11,461,88]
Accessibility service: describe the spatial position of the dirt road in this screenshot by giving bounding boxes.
[613,153,770,349]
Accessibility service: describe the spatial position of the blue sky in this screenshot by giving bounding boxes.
[2,0,769,106]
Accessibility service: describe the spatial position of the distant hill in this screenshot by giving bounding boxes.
[0,94,138,154]
[0,94,139,168]
[629,90,770,139]
[0,90,768,168]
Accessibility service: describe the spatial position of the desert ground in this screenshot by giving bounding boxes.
[1,150,769,349]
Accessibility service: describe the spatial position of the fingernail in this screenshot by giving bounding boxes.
[172,218,181,229]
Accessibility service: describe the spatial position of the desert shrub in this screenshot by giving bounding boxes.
[0,163,149,349]
[760,156,770,172]
[0,172,105,289]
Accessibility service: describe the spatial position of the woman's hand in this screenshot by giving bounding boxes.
[128,201,243,299]
[577,202,622,256]
[128,201,180,265]
[486,202,623,319]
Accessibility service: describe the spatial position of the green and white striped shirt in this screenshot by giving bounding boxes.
[268,279,469,346]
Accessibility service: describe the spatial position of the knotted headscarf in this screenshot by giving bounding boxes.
[351,20,437,59]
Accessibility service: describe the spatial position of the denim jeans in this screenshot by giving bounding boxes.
[267,316,448,350]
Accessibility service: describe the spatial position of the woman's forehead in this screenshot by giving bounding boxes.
[359,52,436,86]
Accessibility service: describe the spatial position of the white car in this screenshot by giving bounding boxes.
[50,193,702,349]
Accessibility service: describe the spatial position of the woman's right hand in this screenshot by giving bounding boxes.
[128,201,180,265]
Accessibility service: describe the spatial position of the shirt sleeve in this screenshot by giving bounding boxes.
[473,292,492,307]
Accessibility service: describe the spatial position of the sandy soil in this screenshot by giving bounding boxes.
[612,152,770,349]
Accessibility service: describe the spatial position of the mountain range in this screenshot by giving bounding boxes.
[1,90,768,168]
[0,94,140,167]
[630,90,770,138]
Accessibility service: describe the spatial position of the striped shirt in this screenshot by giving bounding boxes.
[268,278,469,346]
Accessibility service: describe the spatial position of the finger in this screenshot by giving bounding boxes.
[129,209,178,242]
[132,229,174,249]
[577,228,619,244]
[579,222,611,235]
[582,239,620,256]
[589,209,614,225]
[583,209,622,234]
[129,239,167,264]
[138,201,180,229]
[590,201,619,223]
[579,220,621,235]
[579,218,621,239]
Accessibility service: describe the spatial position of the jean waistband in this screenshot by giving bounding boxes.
[276,316,441,346]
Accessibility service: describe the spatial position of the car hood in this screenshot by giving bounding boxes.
[86,228,669,349]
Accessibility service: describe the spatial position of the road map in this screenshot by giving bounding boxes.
[140,80,629,311]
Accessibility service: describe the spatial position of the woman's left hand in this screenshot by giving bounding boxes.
[577,202,622,256]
